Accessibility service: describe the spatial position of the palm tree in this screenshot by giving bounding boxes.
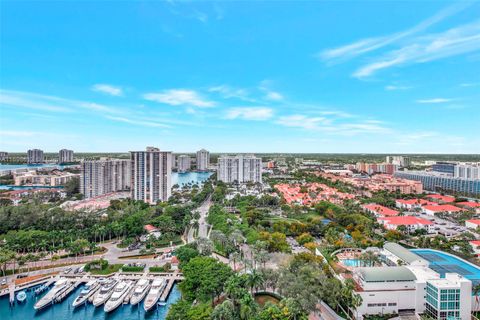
[211,300,236,320]
[352,294,363,320]
[246,270,264,295]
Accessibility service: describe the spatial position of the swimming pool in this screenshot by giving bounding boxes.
[412,249,480,285]
[340,259,373,268]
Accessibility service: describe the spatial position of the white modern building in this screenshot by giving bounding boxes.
[80,158,131,199]
[177,155,191,173]
[455,164,480,180]
[351,243,474,319]
[196,149,210,171]
[130,147,172,204]
[58,149,74,164]
[27,149,44,164]
[386,156,411,167]
[0,151,8,161]
[217,154,262,184]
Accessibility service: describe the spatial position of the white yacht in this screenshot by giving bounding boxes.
[72,280,99,308]
[92,279,117,307]
[34,279,69,310]
[143,279,164,312]
[104,281,132,313]
[130,279,150,305]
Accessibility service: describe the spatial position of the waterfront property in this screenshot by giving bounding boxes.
[342,242,480,319]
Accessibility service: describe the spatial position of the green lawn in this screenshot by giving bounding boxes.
[89,264,123,275]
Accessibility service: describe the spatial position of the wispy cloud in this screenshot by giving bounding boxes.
[226,107,273,121]
[319,2,472,62]
[276,114,389,135]
[353,20,480,78]
[416,98,453,104]
[143,89,215,107]
[105,116,172,128]
[92,84,123,96]
[385,85,412,91]
[259,80,284,101]
[460,82,480,87]
[208,85,253,102]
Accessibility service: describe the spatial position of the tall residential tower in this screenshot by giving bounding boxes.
[196,149,210,171]
[217,154,262,184]
[80,158,131,198]
[58,149,74,164]
[130,147,172,204]
[27,149,44,164]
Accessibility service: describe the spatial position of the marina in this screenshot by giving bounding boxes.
[0,273,183,319]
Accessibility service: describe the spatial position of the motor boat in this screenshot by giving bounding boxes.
[16,291,27,303]
[72,280,99,308]
[34,280,69,310]
[92,279,117,307]
[129,279,150,305]
[104,281,132,313]
[143,279,164,312]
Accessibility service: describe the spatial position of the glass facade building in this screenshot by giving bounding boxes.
[425,282,461,320]
[394,171,480,196]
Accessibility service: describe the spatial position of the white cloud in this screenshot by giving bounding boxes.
[318,2,472,62]
[385,85,412,91]
[92,84,123,96]
[225,107,273,121]
[276,115,330,130]
[276,114,389,135]
[208,85,252,101]
[264,91,284,101]
[105,116,172,128]
[353,20,480,78]
[143,89,215,107]
[460,82,480,87]
[416,98,453,104]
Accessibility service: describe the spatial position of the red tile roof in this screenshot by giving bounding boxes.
[379,216,433,225]
[362,204,399,216]
[144,224,159,232]
[426,194,455,203]
[422,204,465,212]
[457,201,480,208]
[466,219,480,225]
[396,199,436,206]
[470,240,480,247]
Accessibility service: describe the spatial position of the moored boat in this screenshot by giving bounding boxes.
[34,280,69,310]
[143,279,164,312]
[104,281,132,313]
[16,291,27,303]
[129,279,150,305]
[92,279,117,307]
[72,280,99,308]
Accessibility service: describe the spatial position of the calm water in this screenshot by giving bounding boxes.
[0,164,69,171]
[172,171,213,187]
[0,284,181,320]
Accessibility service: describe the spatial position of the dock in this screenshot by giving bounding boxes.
[159,278,174,302]
[55,280,81,303]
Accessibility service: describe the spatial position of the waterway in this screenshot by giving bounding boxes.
[172,171,213,187]
[0,163,70,171]
[0,284,181,320]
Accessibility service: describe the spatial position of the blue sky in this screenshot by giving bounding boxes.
[1,1,479,153]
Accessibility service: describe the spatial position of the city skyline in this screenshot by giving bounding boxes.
[1,1,480,153]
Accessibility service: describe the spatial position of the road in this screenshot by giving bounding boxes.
[187,196,213,243]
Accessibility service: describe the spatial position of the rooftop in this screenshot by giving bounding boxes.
[362,204,399,216]
[380,216,433,226]
[425,194,456,203]
[422,204,465,212]
[457,201,480,208]
[357,266,417,282]
[384,242,428,265]
[466,219,480,225]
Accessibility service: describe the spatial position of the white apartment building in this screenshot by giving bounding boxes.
[386,156,411,167]
[130,147,172,204]
[196,149,210,171]
[455,164,480,180]
[177,155,191,173]
[27,149,44,164]
[80,158,131,199]
[58,149,74,164]
[217,154,262,184]
[352,243,474,320]
[0,152,8,161]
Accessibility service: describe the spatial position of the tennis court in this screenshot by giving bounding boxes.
[412,249,480,284]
